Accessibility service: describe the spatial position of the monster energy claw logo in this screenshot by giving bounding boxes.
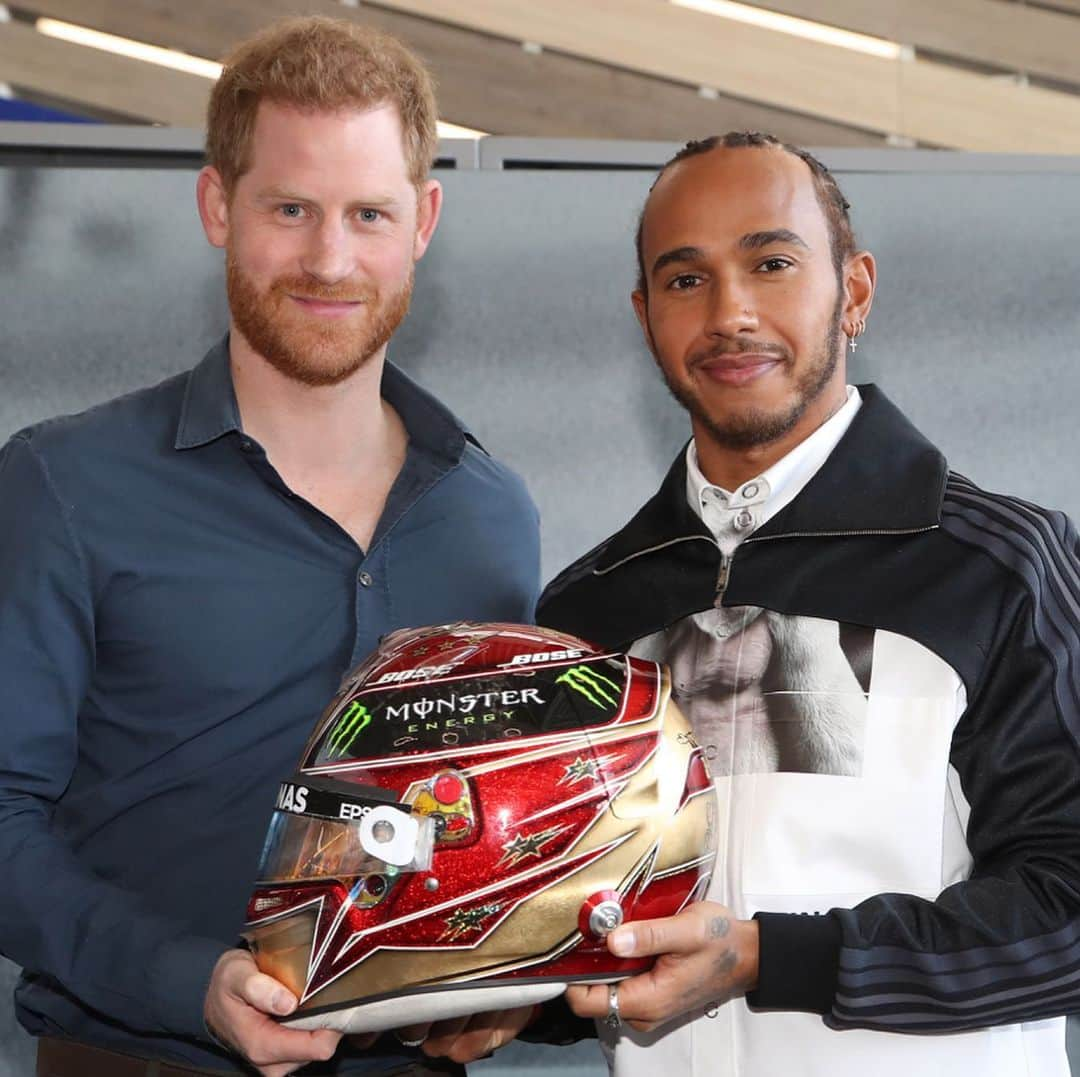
[556,665,621,709]
[327,700,372,757]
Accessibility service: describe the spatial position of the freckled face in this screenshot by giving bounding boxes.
[634,147,846,451]
[223,101,424,387]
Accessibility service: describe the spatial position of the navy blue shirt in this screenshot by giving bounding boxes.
[0,340,540,1071]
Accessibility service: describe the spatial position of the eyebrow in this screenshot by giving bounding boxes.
[739,229,809,250]
[651,246,705,276]
[650,230,810,277]
[254,186,400,208]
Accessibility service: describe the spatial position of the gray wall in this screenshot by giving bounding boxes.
[3,139,1080,1076]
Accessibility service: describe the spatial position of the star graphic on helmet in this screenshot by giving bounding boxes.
[559,755,599,785]
[440,902,504,941]
[498,824,569,868]
[558,753,620,786]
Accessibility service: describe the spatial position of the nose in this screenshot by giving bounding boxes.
[299,219,355,285]
[703,277,758,337]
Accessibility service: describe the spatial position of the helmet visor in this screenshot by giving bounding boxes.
[257,776,434,884]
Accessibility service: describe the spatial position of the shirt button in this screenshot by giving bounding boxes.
[239,439,255,453]
[733,509,754,531]
[357,571,373,587]
[742,482,760,499]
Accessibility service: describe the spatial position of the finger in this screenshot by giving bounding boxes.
[565,982,612,1019]
[256,1064,306,1077]
[567,976,665,1025]
[446,1005,538,1062]
[608,911,701,960]
[394,1021,432,1040]
[422,1014,470,1055]
[237,970,300,1017]
[347,1032,381,1050]
[245,1026,341,1069]
[445,1013,503,1063]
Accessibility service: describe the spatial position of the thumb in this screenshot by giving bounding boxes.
[608,912,697,959]
[237,970,298,1017]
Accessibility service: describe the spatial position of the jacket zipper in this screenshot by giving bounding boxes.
[716,551,732,597]
[742,525,938,542]
[599,525,938,594]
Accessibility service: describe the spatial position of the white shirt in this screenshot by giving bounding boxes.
[685,386,862,557]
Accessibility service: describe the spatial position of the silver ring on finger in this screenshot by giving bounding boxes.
[395,1032,427,1048]
[604,982,622,1031]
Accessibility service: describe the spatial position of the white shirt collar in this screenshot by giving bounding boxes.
[686,386,862,549]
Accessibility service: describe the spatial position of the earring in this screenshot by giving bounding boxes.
[848,318,866,352]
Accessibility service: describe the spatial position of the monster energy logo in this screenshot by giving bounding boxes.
[556,666,621,709]
[327,700,372,757]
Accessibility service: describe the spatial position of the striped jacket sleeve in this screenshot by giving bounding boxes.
[754,475,1080,1031]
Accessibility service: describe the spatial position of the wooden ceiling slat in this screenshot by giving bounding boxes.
[15,0,1080,150]
[0,18,208,125]
[361,0,1080,151]
[755,0,1080,87]
[15,0,882,145]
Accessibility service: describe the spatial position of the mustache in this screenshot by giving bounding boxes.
[271,276,376,304]
[688,338,791,368]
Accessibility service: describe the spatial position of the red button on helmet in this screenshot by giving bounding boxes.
[433,773,464,805]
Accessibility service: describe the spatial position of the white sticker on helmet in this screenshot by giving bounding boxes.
[359,805,420,866]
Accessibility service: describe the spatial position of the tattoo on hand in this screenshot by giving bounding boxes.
[714,949,737,979]
[708,916,731,939]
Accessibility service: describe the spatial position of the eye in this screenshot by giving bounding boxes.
[757,257,793,272]
[358,208,381,223]
[278,203,306,220]
[668,273,702,291]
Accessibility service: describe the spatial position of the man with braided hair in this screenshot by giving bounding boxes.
[537,133,1080,1075]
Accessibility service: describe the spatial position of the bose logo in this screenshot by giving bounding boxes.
[500,649,585,668]
[373,665,455,685]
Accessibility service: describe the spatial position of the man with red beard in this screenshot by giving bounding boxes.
[0,17,538,1077]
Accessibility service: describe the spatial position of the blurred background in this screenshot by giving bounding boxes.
[4,2,1080,1075]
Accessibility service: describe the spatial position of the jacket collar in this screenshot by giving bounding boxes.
[594,384,947,574]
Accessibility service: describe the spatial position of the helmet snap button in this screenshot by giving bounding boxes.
[587,899,624,938]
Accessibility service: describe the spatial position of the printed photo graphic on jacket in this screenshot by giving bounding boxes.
[641,609,875,777]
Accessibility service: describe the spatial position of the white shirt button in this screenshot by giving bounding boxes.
[733,509,755,531]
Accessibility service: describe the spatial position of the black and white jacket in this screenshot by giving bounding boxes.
[538,386,1080,1076]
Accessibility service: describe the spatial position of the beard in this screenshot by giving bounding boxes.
[226,257,414,388]
[651,299,844,451]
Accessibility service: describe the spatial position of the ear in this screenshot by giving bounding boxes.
[631,288,650,342]
[412,179,443,261]
[196,166,230,249]
[841,250,876,334]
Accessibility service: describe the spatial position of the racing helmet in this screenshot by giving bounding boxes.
[244,623,715,1033]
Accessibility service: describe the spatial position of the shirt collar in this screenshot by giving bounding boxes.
[175,338,241,450]
[685,386,862,541]
[175,336,467,465]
